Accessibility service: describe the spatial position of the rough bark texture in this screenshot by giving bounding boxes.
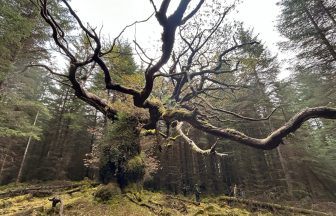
[164,107,336,150]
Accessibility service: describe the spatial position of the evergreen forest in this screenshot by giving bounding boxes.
[0,0,335,215]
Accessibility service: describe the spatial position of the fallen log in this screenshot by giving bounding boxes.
[66,188,81,195]
[0,183,82,199]
[0,182,100,199]
[30,190,53,197]
[217,196,331,216]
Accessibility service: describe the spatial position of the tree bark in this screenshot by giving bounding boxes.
[268,118,294,198]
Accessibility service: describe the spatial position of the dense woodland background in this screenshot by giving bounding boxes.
[0,0,335,205]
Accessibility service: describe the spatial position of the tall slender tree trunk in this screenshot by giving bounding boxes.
[318,0,336,27]
[0,80,4,93]
[304,6,336,61]
[276,146,294,197]
[0,154,8,184]
[86,109,98,179]
[16,110,40,183]
[268,118,294,198]
[46,88,70,158]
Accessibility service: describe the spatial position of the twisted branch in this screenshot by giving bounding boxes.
[176,122,228,157]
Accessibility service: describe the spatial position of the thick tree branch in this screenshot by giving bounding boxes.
[39,0,75,61]
[180,0,205,25]
[68,63,118,119]
[37,0,142,119]
[175,122,228,157]
[139,0,202,105]
[164,107,336,150]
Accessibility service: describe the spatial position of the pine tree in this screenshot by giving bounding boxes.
[277,0,336,71]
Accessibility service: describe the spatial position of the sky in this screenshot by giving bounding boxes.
[235,0,283,54]
[69,0,289,78]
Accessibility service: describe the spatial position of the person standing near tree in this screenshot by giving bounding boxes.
[182,184,189,196]
[233,184,238,197]
[194,184,201,203]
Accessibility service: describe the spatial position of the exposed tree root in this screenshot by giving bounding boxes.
[217,196,331,216]
[125,193,161,214]
[164,195,188,214]
[165,195,200,206]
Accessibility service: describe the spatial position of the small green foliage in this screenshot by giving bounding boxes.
[99,113,143,185]
[162,109,193,122]
[0,127,40,140]
[140,129,157,136]
[94,183,121,202]
[125,155,146,183]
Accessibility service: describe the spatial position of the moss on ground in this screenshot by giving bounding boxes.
[0,181,321,216]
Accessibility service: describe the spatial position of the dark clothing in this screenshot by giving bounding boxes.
[182,185,189,196]
[194,185,201,203]
[49,197,61,207]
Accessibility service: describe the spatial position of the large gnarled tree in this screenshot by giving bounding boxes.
[31,0,336,155]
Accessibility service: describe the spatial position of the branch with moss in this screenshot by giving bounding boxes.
[175,122,228,157]
[163,106,336,150]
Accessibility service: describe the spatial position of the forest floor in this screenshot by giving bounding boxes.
[0,181,334,216]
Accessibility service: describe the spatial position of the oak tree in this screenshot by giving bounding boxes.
[31,0,336,157]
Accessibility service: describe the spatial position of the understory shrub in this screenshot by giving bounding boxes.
[94,183,121,202]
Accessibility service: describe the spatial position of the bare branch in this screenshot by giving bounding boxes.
[213,41,259,72]
[46,75,72,87]
[176,122,228,157]
[198,96,278,121]
[149,0,158,13]
[67,64,118,119]
[140,0,200,105]
[133,40,154,63]
[101,13,154,56]
[21,64,68,78]
[39,0,75,60]
[61,0,95,39]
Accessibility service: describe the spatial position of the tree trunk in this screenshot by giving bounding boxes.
[268,119,294,198]
[16,110,40,183]
[318,0,336,27]
[0,154,8,184]
[304,6,336,61]
[86,109,98,179]
[276,146,294,198]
